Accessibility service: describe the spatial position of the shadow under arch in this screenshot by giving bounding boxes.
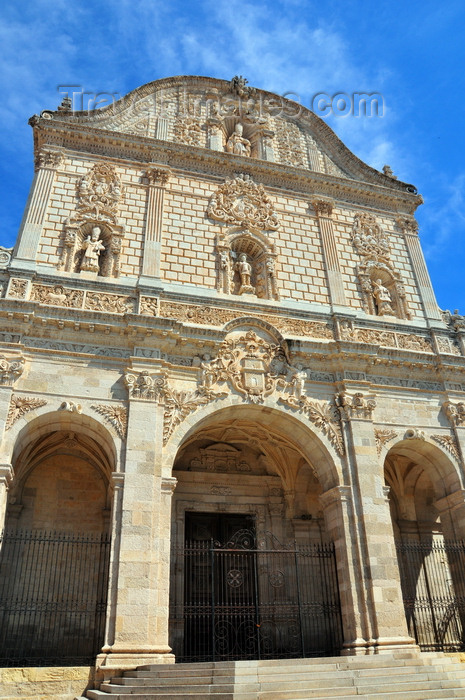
[0,409,117,665]
[165,401,341,493]
[384,436,465,652]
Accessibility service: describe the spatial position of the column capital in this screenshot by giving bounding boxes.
[312,197,334,218]
[320,484,352,509]
[144,167,171,186]
[0,463,14,487]
[161,476,177,494]
[34,149,64,172]
[111,471,125,489]
[336,391,376,421]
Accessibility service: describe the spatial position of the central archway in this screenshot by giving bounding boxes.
[168,403,344,662]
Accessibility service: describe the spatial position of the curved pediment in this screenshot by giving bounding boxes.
[39,75,414,192]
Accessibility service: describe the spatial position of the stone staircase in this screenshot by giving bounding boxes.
[83,652,465,699]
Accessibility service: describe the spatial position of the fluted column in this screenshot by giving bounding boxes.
[15,150,64,262]
[141,168,171,278]
[312,198,347,307]
[399,217,442,321]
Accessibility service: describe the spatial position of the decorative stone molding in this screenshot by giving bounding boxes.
[431,434,460,462]
[173,114,204,147]
[396,216,419,236]
[30,283,84,308]
[161,476,177,494]
[0,464,14,488]
[351,213,411,320]
[338,320,433,352]
[0,246,13,269]
[8,279,29,299]
[336,392,376,420]
[312,198,333,218]
[229,75,256,98]
[0,356,25,386]
[404,428,426,440]
[85,291,136,314]
[59,401,82,413]
[279,393,344,455]
[374,428,398,455]
[59,162,125,277]
[208,174,279,232]
[443,400,465,427]
[159,301,333,339]
[139,296,159,316]
[161,377,227,444]
[144,167,171,186]
[6,395,47,430]
[124,370,166,400]
[34,149,64,172]
[91,403,128,440]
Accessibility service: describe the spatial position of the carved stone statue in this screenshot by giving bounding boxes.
[80,226,105,273]
[226,123,251,157]
[372,278,395,316]
[235,253,255,295]
[289,364,307,400]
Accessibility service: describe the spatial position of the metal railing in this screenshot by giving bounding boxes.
[396,539,465,652]
[170,529,343,662]
[0,529,111,666]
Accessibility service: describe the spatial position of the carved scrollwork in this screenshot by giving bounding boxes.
[336,392,377,420]
[208,174,279,232]
[279,394,344,455]
[0,246,13,269]
[374,428,398,455]
[30,284,84,308]
[0,356,25,386]
[124,370,166,400]
[431,434,460,462]
[443,401,465,427]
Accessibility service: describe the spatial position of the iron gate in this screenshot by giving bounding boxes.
[0,529,111,666]
[170,529,343,662]
[396,539,465,652]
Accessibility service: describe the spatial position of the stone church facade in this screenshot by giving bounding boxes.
[1,75,465,698]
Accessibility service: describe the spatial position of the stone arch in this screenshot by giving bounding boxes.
[5,409,118,532]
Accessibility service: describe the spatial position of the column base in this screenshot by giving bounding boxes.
[97,645,175,671]
[342,636,419,656]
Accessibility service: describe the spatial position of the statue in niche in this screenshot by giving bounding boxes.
[80,226,105,273]
[372,278,395,316]
[235,253,255,295]
[226,123,251,157]
[288,364,307,400]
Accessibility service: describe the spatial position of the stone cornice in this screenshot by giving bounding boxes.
[31,118,422,214]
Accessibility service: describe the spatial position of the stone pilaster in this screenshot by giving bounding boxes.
[312,198,347,307]
[99,392,174,668]
[336,391,415,653]
[399,218,442,322]
[442,400,465,481]
[141,168,170,278]
[320,485,371,654]
[15,150,64,263]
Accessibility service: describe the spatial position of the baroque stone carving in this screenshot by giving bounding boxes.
[229,75,256,98]
[34,150,64,171]
[404,428,426,440]
[8,279,28,299]
[190,444,251,473]
[226,123,251,157]
[159,301,333,339]
[6,395,47,430]
[336,392,376,420]
[140,296,159,316]
[91,403,128,439]
[144,167,171,186]
[23,337,130,358]
[30,284,84,308]
[173,115,204,147]
[374,428,398,455]
[161,378,227,444]
[279,393,344,455]
[0,356,24,386]
[443,401,465,427]
[352,213,411,320]
[431,434,460,462]
[0,246,13,269]
[208,174,279,232]
[85,292,136,314]
[60,162,125,277]
[60,401,82,413]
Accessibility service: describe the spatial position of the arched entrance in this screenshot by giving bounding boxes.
[169,404,344,662]
[385,436,465,651]
[0,412,115,666]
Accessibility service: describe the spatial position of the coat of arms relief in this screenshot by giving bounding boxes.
[125,329,343,454]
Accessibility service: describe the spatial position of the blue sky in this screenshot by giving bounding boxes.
[1,0,464,313]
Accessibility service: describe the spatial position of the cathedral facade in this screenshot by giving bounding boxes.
[1,75,465,698]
